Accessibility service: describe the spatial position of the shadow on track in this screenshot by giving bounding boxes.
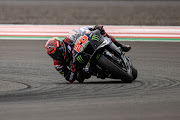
[59,80,137,85]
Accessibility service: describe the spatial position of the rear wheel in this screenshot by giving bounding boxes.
[98,55,134,83]
[132,66,138,80]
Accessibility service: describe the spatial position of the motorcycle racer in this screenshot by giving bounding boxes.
[45,25,131,83]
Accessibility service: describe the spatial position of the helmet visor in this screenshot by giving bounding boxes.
[50,46,65,61]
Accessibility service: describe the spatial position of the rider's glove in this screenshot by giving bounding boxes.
[94,25,106,35]
[65,71,77,83]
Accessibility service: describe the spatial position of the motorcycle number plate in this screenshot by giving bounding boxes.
[74,35,88,53]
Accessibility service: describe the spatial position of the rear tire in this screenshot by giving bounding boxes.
[132,66,138,80]
[98,55,134,83]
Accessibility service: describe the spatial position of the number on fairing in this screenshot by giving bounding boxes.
[74,35,88,53]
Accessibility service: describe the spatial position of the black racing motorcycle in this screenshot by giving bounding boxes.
[72,29,137,83]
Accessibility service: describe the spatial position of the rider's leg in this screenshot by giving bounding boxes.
[114,40,131,52]
[110,35,131,52]
[104,33,131,52]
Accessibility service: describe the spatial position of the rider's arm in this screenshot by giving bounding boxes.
[54,60,68,77]
[104,32,124,48]
[54,59,77,83]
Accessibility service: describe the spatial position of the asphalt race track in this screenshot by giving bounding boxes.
[0,40,180,120]
[1,0,180,119]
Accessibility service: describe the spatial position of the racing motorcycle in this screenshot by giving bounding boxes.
[72,29,137,83]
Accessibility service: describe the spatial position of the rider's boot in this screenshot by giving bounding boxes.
[120,43,131,52]
[114,41,131,52]
[106,33,131,52]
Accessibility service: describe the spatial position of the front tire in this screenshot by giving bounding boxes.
[77,78,85,83]
[98,55,134,83]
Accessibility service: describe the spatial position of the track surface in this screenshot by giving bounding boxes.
[1,0,180,120]
[0,40,180,120]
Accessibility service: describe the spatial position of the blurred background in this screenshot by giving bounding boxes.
[0,1,180,120]
[0,0,180,25]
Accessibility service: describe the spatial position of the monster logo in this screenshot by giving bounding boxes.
[92,34,101,42]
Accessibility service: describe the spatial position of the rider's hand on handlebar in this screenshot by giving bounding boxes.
[94,25,106,35]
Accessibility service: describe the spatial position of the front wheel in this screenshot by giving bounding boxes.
[77,79,84,83]
[98,55,134,83]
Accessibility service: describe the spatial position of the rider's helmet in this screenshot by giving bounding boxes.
[45,37,66,61]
